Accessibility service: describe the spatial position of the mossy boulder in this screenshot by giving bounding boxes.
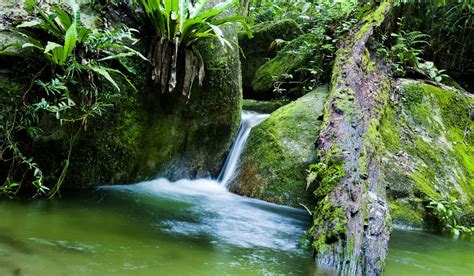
[379,79,474,229]
[239,19,302,98]
[40,41,240,189]
[242,99,288,114]
[0,3,242,190]
[228,85,329,207]
[251,33,322,95]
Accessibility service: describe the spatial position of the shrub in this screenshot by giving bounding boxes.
[426,196,474,237]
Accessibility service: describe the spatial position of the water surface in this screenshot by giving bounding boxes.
[0,179,315,275]
[1,180,473,275]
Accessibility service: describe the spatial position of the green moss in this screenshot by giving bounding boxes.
[311,201,348,254]
[242,99,288,114]
[389,201,424,228]
[239,19,303,91]
[353,2,391,42]
[252,33,322,93]
[27,28,242,188]
[310,146,346,199]
[401,84,424,105]
[379,80,474,230]
[361,1,391,25]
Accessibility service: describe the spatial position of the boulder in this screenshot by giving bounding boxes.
[229,85,328,207]
[0,3,242,190]
[380,79,474,229]
[239,19,302,98]
[251,33,322,95]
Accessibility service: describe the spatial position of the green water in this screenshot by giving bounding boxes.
[0,179,473,275]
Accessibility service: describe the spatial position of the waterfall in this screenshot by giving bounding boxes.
[218,111,269,187]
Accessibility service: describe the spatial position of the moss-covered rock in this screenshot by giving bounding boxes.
[239,19,302,97]
[229,85,328,207]
[48,42,240,189]
[251,33,322,94]
[1,3,242,190]
[242,99,288,114]
[380,79,474,229]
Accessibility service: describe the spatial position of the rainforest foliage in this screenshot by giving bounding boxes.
[0,0,248,197]
[238,0,473,242]
[0,1,473,275]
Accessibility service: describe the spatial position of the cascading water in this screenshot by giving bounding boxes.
[98,110,310,253]
[218,111,270,186]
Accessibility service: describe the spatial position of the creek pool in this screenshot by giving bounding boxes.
[0,179,473,276]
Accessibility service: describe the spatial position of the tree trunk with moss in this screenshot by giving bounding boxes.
[309,2,392,275]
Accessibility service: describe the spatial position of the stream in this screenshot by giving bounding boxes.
[0,112,473,275]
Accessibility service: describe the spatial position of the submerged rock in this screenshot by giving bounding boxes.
[229,85,328,207]
[380,79,474,229]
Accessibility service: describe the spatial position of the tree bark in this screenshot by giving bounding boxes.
[311,2,392,275]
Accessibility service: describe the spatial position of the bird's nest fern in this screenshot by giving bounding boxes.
[137,0,251,99]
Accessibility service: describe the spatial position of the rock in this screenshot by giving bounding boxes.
[239,19,302,98]
[0,3,242,189]
[380,79,474,229]
[251,33,322,95]
[229,85,328,207]
[242,99,288,114]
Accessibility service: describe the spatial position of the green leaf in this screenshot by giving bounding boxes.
[209,24,232,49]
[78,27,92,43]
[89,66,120,91]
[30,0,63,38]
[52,7,72,30]
[62,22,78,65]
[44,41,63,54]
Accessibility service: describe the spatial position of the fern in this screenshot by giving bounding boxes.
[0,1,146,198]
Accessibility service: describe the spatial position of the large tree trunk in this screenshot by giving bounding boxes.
[310,2,392,275]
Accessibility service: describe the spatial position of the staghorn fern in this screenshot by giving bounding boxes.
[136,0,251,98]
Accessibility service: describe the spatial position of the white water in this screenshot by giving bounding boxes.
[218,111,270,186]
